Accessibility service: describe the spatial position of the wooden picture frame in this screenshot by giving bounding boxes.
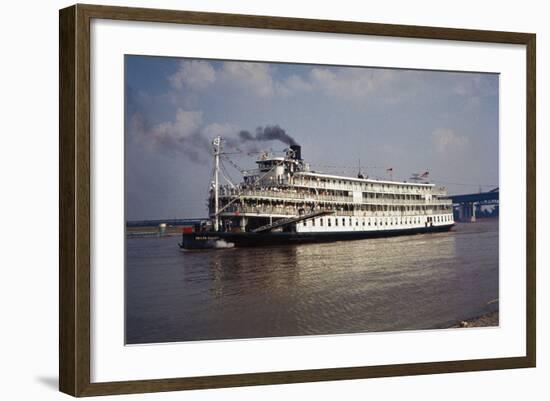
[59,3,536,397]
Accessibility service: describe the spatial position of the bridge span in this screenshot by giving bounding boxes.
[444,188,499,222]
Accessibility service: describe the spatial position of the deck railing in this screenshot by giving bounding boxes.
[291,179,448,195]
[218,188,451,206]
[219,205,452,218]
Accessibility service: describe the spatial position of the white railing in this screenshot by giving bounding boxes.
[219,205,452,218]
[291,179,448,196]
[219,189,452,206]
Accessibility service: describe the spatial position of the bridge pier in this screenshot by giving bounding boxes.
[458,203,469,222]
[456,202,477,223]
[465,203,472,222]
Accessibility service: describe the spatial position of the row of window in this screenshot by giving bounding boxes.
[298,177,430,192]
[303,214,453,228]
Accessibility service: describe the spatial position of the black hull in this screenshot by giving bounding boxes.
[179,224,454,249]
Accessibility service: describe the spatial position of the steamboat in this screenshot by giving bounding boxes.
[179,136,454,249]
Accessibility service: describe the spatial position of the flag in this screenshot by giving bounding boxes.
[386,167,393,172]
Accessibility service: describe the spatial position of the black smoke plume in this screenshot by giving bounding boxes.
[238,125,298,146]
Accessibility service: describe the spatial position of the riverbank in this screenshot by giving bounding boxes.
[450,311,499,328]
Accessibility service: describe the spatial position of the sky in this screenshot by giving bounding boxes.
[125,55,499,221]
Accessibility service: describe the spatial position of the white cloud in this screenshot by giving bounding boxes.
[202,122,236,138]
[169,60,216,90]
[167,60,406,102]
[169,60,287,98]
[151,109,203,141]
[432,128,469,154]
[134,108,241,160]
[309,67,396,98]
[278,74,313,96]
[132,109,217,162]
[219,62,276,98]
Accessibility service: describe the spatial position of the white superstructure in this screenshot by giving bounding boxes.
[209,138,454,234]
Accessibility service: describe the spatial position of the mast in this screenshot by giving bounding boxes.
[212,136,221,231]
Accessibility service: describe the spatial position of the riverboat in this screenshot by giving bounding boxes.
[179,136,454,249]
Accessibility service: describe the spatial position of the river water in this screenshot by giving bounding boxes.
[126,219,499,344]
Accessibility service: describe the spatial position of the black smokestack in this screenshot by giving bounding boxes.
[238,125,298,147]
[290,144,302,160]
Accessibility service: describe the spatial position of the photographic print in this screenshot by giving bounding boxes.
[124,56,499,344]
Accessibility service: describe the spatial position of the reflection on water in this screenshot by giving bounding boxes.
[126,219,499,343]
